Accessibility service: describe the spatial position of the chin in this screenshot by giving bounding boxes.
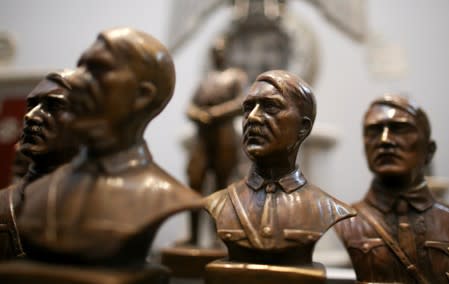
[372,165,409,178]
[244,144,269,160]
[20,145,47,159]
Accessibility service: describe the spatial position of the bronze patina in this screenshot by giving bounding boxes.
[335,94,449,284]
[204,70,355,283]
[7,28,203,278]
[0,70,79,260]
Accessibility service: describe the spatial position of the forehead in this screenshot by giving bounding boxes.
[79,38,115,64]
[245,81,285,101]
[364,104,416,126]
[27,79,67,99]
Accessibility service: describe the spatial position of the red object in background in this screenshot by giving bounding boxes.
[0,98,26,188]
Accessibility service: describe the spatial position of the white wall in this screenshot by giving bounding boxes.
[1,0,448,252]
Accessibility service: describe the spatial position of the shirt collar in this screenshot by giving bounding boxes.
[74,142,152,175]
[364,179,435,213]
[246,167,307,193]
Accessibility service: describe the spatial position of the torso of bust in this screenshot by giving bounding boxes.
[17,143,202,267]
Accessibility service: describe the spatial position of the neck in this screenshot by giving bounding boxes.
[375,172,425,192]
[253,152,297,180]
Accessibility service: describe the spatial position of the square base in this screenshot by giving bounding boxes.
[160,246,226,278]
[205,259,326,284]
[0,260,170,284]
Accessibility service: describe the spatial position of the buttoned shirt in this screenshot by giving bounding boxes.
[18,142,203,266]
[335,181,449,284]
[205,167,355,266]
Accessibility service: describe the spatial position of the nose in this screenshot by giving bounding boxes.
[378,126,397,148]
[24,104,44,125]
[247,103,263,123]
[380,126,390,142]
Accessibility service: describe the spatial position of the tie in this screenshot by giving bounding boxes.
[395,198,417,263]
[260,183,276,248]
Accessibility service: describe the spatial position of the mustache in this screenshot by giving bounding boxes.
[21,124,47,142]
[372,148,401,161]
[243,122,270,140]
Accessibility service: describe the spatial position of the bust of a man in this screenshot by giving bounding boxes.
[205,70,355,266]
[0,70,79,260]
[335,94,449,284]
[17,28,203,267]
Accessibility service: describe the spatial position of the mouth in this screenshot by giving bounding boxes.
[244,124,268,138]
[373,150,401,164]
[21,126,45,143]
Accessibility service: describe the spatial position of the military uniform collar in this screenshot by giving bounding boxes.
[365,179,435,213]
[246,167,307,193]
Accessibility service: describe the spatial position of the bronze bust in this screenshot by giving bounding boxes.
[14,28,203,268]
[0,70,79,260]
[335,94,449,284]
[204,70,355,282]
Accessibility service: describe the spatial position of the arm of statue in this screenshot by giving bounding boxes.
[186,103,212,124]
[207,95,243,122]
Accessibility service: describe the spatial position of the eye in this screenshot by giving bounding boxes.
[26,98,38,111]
[242,101,254,115]
[263,101,280,115]
[364,124,383,137]
[45,97,67,112]
[390,122,415,133]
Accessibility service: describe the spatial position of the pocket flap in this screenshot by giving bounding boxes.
[283,229,322,242]
[217,229,247,241]
[425,240,449,256]
[348,238,385,253]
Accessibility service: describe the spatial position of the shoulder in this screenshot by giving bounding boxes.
[204,188,229,220]
[137,162,203,219]
[303,183,357,228]
[204,180,247,219]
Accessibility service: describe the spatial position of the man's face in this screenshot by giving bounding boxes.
[68,38,138,139]
[20,80,72,158]
[363,104,429,179]
[242,81,302,161]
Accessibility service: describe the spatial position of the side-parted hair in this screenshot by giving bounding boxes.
[256,70,316,126]
[367,94,432,140]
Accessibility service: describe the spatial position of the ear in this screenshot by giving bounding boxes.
[299,117,312,140]
[134,81,157,111]
[425,140,437,164]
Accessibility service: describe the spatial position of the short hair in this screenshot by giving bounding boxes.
[367,93,432,140]
[99,28,175,121]
[255,70,316,125]
[45,69,74,90]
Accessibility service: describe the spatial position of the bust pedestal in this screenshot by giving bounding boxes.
[205,259,326,284]
[160,246,226,278]
[0,260,170,284]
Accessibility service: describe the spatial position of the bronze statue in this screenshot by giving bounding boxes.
[6,28,203,275]
[160,37,246,279]
[335,94,449,284]
[0,70,79,260]
[204,70,355,283]
[184,37,247,246]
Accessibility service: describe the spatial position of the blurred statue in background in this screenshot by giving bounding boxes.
[204,70,355,284]
[335,94,449,284]
[0,70,79,260]
[184,36,247,246]
[160,37,247,279]
[0,28,202,284]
